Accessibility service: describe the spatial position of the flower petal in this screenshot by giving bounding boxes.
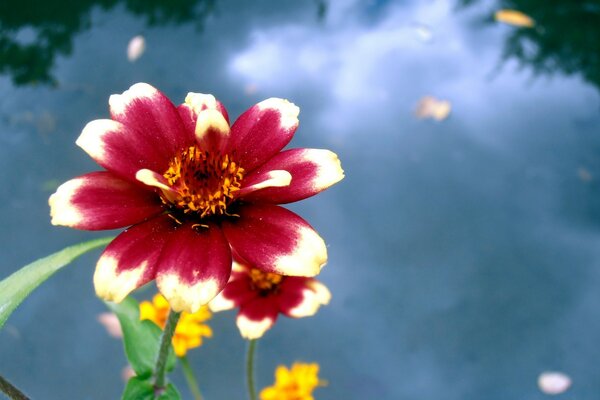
[240,148,344,204]
[209,267,257,313]
[109,83,192,156]
[76,119,171,182]
[228,98,299,171]
[156,223,232,313]
[236,170,292,198]
[222,204,327,277]
[280,278,331,318]
[94,215,175,303]
[236,297,279,339]
[177,93,230,139]
[49,171,163,230]
[195,108,230,153]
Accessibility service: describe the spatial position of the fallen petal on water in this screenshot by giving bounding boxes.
[415,96,451,121]
[495,9,535,28]
[97,312,123,338]
[127,35,146,62]
[538,371,572,395]
[577,167,593,182]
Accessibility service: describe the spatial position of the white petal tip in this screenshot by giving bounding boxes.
[48,180,83,227]
[195,108,230,140]
[237,315,273,339]
[208,293,236,312]
[310,149,345,190]
[94,256,149,303]
[257,98,300,130]
[135,169,172,191]
[157,274,220,313]
[185,93,218,114]
[274,227,327,277]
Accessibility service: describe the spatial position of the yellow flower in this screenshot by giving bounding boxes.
[140,293,212,357]
[260,362,325,400]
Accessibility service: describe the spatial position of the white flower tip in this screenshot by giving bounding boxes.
[208,293,236,312]
[157,274,220,313]
[135,169,172,191]
[48,180,83,227]
[196,108,230,140]
[109,83,157,115]
[274,227,328,277]
[185,92,218,114]
[237,314,273,339]
[94,256,149,303]
[310,149,345,190]
[257,98,300,130]
[75,119,117,160]
[308,280,332,305]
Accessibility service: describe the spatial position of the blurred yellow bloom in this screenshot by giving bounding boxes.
[260,362,325,400]
[140,293,212,357]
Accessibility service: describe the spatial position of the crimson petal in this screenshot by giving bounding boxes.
[222,204,327,277]
[227,98,299,171]
[94,214,176,303]
[236,297,279,339]
[240,148,344,204]
[49,171,163,230]
[156,222,232,313]
[109,83,193,157]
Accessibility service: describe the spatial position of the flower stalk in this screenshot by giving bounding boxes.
[180,356,203,400]
[154,309,181,391]
[246,339,258,400]
[0,374,29,400]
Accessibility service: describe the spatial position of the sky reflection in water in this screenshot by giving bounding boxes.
[0,0,599,399]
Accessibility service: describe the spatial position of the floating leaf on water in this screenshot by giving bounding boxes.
[245,83,258,95]
[577,167,593,182]
[495,9,535,28]
[97,312,123,338]
[538,371,572,395]
[127,35,146,62]
[412,23,433,42]
[415,96,451,121]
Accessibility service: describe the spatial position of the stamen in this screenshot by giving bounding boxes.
[249,268,283,291]
[162,146,244,217]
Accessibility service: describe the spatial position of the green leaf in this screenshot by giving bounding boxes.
[159,384,182,400]
[122,377,154,400]
[107,297,176,378]
[122,377,181,400]
[0,237,113,329]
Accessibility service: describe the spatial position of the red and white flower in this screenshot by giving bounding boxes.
[49,83,343,312]
[209,258,331,339]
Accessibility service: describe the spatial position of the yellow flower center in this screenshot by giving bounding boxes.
[249,268,283,291]
[163,146,244,217]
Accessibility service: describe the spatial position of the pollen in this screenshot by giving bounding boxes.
[162,146,244,217]
[249,268,283,291]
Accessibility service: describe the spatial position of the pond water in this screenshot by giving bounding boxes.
[1,0,599,399]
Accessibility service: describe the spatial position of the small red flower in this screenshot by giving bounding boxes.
[209,259,331,339]
[49,83,343,312]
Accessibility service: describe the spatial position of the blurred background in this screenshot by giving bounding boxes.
[1,0,599,398]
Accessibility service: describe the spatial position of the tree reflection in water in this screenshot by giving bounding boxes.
[459,0,600,92]
[0,0,216,86]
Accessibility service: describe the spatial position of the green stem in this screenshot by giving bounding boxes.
[180,356,203,400]
[246,339,258,400]
[154,309,181,391]
[0,374,29,400]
